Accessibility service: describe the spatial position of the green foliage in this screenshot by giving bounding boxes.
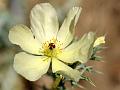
[80,75,96,87]
[90,45,105,61]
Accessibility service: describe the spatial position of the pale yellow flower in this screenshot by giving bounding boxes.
[9,3,95,82]
[94,36,105,47]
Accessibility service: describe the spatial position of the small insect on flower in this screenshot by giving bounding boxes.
[9,3,105,82]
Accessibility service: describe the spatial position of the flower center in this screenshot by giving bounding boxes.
[41,38,62,57]
[49,43,56,50]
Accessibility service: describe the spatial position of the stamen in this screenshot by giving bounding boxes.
[41,38,62,57]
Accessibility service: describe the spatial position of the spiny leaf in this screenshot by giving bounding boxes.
[80,76,96,87]
[94,70,104,75]
[90,55,103,61]
[93,46,105,53]
[72,82,86,89]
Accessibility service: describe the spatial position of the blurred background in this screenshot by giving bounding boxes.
[0,0,120,90]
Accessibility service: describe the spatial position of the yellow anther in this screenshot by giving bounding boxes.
[41,38,62,57]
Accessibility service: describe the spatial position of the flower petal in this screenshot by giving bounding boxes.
[93,36,105,47]
[30,3,59,41]
[14,52,50,81]
[57,41,80,63]
[57,7,82,48]
[9,25,42,55]
[57,32,95,64]
[52,58,81,82]
[78,32,95,63]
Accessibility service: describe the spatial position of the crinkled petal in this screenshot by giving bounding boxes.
[9,25,42,55]
[57,7,82,48]
[30,3,59,41]
[52,58,81,82]
[14,52,50,81]
[57,32,95,64]
[78,32,95,63]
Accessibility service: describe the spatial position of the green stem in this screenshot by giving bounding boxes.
[52,76,62,90]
